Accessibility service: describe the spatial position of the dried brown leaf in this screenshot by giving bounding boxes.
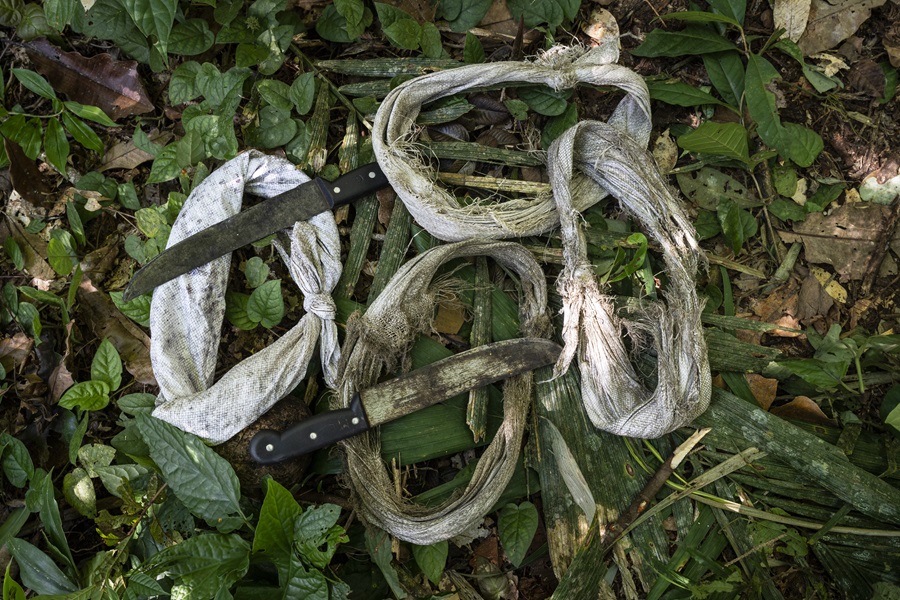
[0,216,56,282]
[4,139,53,207]
[770,396,836,426]
[774,0,813,42]
[0,333,34,374]
[797,273,834,320]
[25,38,154,121]
[747,374,779,411]
[750,280,802,338]
[99,130,172,172]
[797,0,888,55]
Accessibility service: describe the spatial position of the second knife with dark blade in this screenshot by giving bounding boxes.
[123,163,389,301]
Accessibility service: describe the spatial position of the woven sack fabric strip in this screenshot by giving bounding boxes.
[149,151,342,444]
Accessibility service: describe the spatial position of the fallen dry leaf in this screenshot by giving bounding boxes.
[750,280,802,338]
[76,277,156,385]
[26,38,154,121]
[0,333,34,374]
[770,396,836,426]
[4,139,53,207]
[99,130,173,172]
[810,266,848,303]
[651,129,678,174]
[434,301,466,335]
[747,374,779,411]
[797,272,834,320]
[774,0,812,42]
[778,202,894,280]
[0,216,57,283]
[847,58,887,97]
[49,362,75,402]
[797,0,888,55]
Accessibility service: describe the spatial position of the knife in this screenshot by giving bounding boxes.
[249,338,561,464]
[123,163,390,301]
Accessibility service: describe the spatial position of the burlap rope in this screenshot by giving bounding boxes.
[148,42,711,544]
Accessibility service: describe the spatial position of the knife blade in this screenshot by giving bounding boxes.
[123,162,389,301]
[249,338,562,464]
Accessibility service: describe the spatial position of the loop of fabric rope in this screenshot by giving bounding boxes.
[337,240,551,544]
[149,151,342,443]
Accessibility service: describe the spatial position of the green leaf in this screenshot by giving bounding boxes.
[225,291,257,330]
[90,338,122,391]
[135,207,165,238]
[694,209,721,240]
[316,4,365,43]
[411,541,447,586]
[507,0,563,28]
[7,116,42,159]
[67,411,88,465]
[43,0,77,30]
[120,0,178,60]
[335,0,364,27]
[63,467,97,518]
[169,61,202,104]
[707,0,746,25]
[169,18,215,55]
[247,279,284,328]
[542,102,578,148]
[30,469,75,570]
[253,480,301,580]
[631,27,737,57]
[245,105,297,149]
[147,144,181,183]
[290,73,316,115]
[703,51,745,108]
[678,121,749,163]
[94,464,149,498]
[117,180,140,210]
[6,539,78,595]
[744,53,784,153]
[283,554,329,600]
[504,98,529,121]
[4,237,24,271]
[717,200,757,254]
[16,3,54,40]
[243,256,270,288]
[462,31,485,64]
[519,86,570,117]
[125,572,167,597]
[646,79,726,108]
[66,202,85,246]
[117,393,156,415]
[420,22,442,58]
[365,527,406,599]
[498,501,538,567]
[4,563,26,600]
[15,302,40,339]
[441,0,490,32]
[383,19,421,50]
[257,79,294,112]
[135,412,243,523]
[882,386,900,434]
[659,10,740,26]
[43,118,69,174]
[768,198,806,222]
[59,380,111,411]
[294,504,346,569]
[110,291,151,327]
[62,113,103,153]
[12,68,56,100]
[143,533,251,599]
[64,101,117,126]
[783,122,823,168]
[47,237,76,276]
[0,433,33,487]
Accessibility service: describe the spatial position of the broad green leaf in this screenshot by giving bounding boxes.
[290,73,316,115]
[882,386,900,433]
[659,10,740,27]
[678,121,749,163]
[30,469,75,571]
[675,166,761,210]
[253,480,301,580]
[186,114,238,160]
[257,25,295,76]
[772,164,797,197]
[631,27,736,57]
[0,433,33,487]
[59,380,111,411]
[15,302,40,339]
[110,291,151,327]
[77,443,116,476]
[117,393,156,415]
[498,501,538,567]
[783,122,823,168]
[7,116,42,159]
[283,554,329,600]
[717,200,757,254]
[383,19,421,50]
[63,467,96,518]
[245,105,296,149]
[125,572,167,597]
[335,0,364,27]
[62,113,103,153]
[169,18,215,55]
[90,339,122,391]
[708,0,746,25]
[542,102,577,148]
[67,412,89,466]
[6,539,77,595]
[505,98,529,121]
[94,464,149,498]
[441,0,491,32]
[703,51,745,108]
[411,541,447,585]
[247,279,284,328]
[64,101,117,127]
[147,144,180,183]
[225,291,257,330]
[44,118,69,174]
[169,61,202,104]
[4,237,24,271]
[365,527,406,599]
[17,287,67,325]
[143,533,250,599]
[121,0,178,60]
[12,68,56,100]
[507,0,563,28]
[294,503,346,569]
[0,509,29,552]
[694,209,721,240]
[646,79,726,108]
[135,207,165,238]
[744,54,784,153]
[257,79,294,112]
[66,201,85,246]
[316,4,359,43]
[118,181,140,210]
[47,238,75,276]
[16,3,53,40]
[243,256,269,288]
[420,22,442,59]
[43,0,77,30]
[463,32,484,64]
[135,412,242,523]
[768,198,807,222]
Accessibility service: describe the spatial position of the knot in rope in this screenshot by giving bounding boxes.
[303,292,336,321]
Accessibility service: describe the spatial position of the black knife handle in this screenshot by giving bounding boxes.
[320,163,389,209]
[249,393,370,464]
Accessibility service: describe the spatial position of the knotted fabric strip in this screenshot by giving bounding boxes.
[338,240,551,544]
[547,121,712,437]
[149,151,342,444]
[372,44,652,241]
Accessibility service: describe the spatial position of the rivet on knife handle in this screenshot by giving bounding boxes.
[249,393,370,464]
